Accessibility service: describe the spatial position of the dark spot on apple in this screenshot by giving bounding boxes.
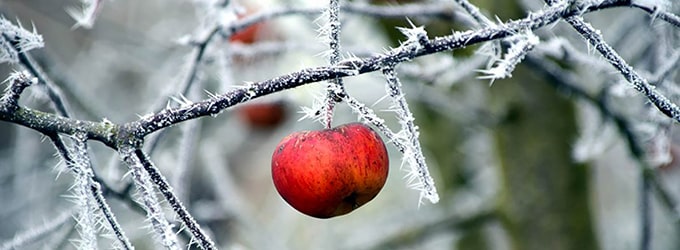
[278,145,285,153]
[343,192,359,209]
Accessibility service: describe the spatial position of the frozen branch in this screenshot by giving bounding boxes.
[16,51,74,118]
[631,0,680,28]
[72,134,133,250]
[383,66,439,204]
[52,134,134,250]
[132,149,216,250]
[69,134,99,249]
[319,0,347,128]
[119,146,181,250]
[0,106,117,147]
[2,0,653,147]
[565,16,680,122]
[478,31,539,81]
[0,71,35,111]
[452,0,495,27]
[345,93,442,199]
[2,18,73,118]
[345,96,395,139]
[0,17,43,63]
[525,55,680,223]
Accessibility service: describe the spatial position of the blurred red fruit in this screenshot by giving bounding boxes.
[230,21,263,44]
[237,101,286,129]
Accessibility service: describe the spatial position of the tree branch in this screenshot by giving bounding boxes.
[0,0,650,146]
[133,149,216,250]
[564,15,680,122]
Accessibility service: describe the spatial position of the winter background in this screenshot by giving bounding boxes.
[0,0,679,249]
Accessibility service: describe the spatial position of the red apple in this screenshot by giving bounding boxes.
[271,123,389,218]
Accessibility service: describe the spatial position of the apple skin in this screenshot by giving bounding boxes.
[271,123,389,218]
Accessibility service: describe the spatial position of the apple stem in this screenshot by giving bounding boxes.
[323,100,335,129]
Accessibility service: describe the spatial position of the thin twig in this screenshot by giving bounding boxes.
[640,172,651,250]
[119,146,181,250]
[16,51,73,118]
[51,134,134,250]
[0,71,34,111]
[3,32,73,118]
[133,149,216,250]
[382,66,438,203]
[322,0,346,128]
[452,0,494,27]
[564,15,680,122]
[631,2,680,28]
[525,55,680,223]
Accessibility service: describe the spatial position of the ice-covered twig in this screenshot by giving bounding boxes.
[119,146,181,250]
[478,31,539,82]
[534,37,612,71]
[565,16,680,122]
[383,66,439,204]
[16,50,74,118]
[0,17,43,64]
[69,133,99,249]
[2,18,73,118]
[320,0,347,128]
[143,3,231,160]
[0,70,35,111]
[524,55,680,222]
[72,133,134,250]
[50,133,134,250]
[132,149,216,250]
[631,0,680,28]
[452,0,495,27]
